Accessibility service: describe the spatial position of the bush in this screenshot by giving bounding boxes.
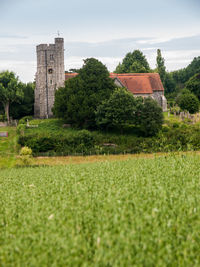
[95,88,137,131]
[18,130,95,155]
[138,98,164,136]
[17,124,26,135]
[0,114,7,122]
[20,146,32,156]
[18,116,33,125]
[177,93,199,114]
[19,146,33,166]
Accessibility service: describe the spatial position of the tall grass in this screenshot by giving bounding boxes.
[0,155,200,266]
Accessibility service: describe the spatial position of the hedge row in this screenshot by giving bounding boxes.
[18,124,200,156]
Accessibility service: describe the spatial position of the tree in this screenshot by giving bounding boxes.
[164,72,176,95]
[53,58,116,128]
[138,98,164,136]
[115,50,150,73]
[10,82,35,119]
[95,88,137,130]
[0,71,23,122]
[185,73,200,100]
[156,49,166,84]
[177,92,199,114]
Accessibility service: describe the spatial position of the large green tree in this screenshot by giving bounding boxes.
[185,73,200,100]
[115,50,150,73]
[138,98,164,136]
[95,87,137,130]
[0,71,24,122]
[53,58,116,128]
[156,49,166,84]
[176,89,199,114]
[10,82,35,119]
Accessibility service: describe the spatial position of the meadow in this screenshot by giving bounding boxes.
[0,154,200,266]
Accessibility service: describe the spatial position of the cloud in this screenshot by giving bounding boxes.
[0,60,36,83]
[0,34,200,82]
[0,34,28,39]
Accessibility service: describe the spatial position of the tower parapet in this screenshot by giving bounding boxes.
[34,38,65,118]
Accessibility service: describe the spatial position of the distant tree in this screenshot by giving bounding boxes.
[0,71,24,122]
[156,49,166,84]
[172,57,200,84]
[138,98,164,136]
[115,50,151,73]
[53,58,116,128]
[95,88,137,130]
[177,92,199,114]
[164,72,176,95]
[10,82,34,119]
[185,73,200,100]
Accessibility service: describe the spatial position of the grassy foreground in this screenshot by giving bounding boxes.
[0,155,200,266]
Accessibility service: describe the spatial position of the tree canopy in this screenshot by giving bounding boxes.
[95,87,137,130]
[176,90,199,114]
[185,73,200,100]
[114,50,151,73]
[139,98,164,136]
[156,49,166,85]
[10,82,34,119]
[0,71,24,121]
[53,58,116,128]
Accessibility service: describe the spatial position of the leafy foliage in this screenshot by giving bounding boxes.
[10,82,34,119]
[185,73,200,100]
[95,88,137,130]
[172,56,200,84]
[115,50,150,73]
[138,98,164,136]
[177,91,199,114]
[156,49,166,84]
[53,58,115,128]
[0,71,24,121]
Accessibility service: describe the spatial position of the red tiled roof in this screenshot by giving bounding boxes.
[110,73,164,94]
[65,72,164,94]
[65,73,78,80]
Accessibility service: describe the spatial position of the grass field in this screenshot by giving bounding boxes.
[0,154,200,266]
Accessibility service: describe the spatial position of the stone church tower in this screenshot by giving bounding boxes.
[34,38,65,118]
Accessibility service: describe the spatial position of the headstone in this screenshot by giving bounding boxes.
[0,132,8,137]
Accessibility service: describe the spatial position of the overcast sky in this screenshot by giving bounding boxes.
[0,0,200,82]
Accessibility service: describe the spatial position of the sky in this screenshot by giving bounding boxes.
[0,0,200,82]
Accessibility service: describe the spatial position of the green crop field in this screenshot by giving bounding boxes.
[0,154,200,266]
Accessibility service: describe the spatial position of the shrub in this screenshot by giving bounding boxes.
[177,93,199,114]
[138,98,164,136]
[20,146,32,156]
[17,124,26,135]
[0,114,7,121]
[95,88,137,131]
[19,146,33,166]
[18,130,95,155]
[18,116,33,125]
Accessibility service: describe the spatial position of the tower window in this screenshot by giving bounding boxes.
[50,54,54,60]
[48,68,53,74]
[50,80,52,84]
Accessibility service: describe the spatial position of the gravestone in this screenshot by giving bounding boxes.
[0,132,8,137]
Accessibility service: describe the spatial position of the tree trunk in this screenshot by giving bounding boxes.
[4,102,10,123]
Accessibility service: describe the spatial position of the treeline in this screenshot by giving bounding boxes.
[0,71,34,121]
[0,51,200,122]
[114,50,200,104]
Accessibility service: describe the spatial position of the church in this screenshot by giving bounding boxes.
[34,38,167,119]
